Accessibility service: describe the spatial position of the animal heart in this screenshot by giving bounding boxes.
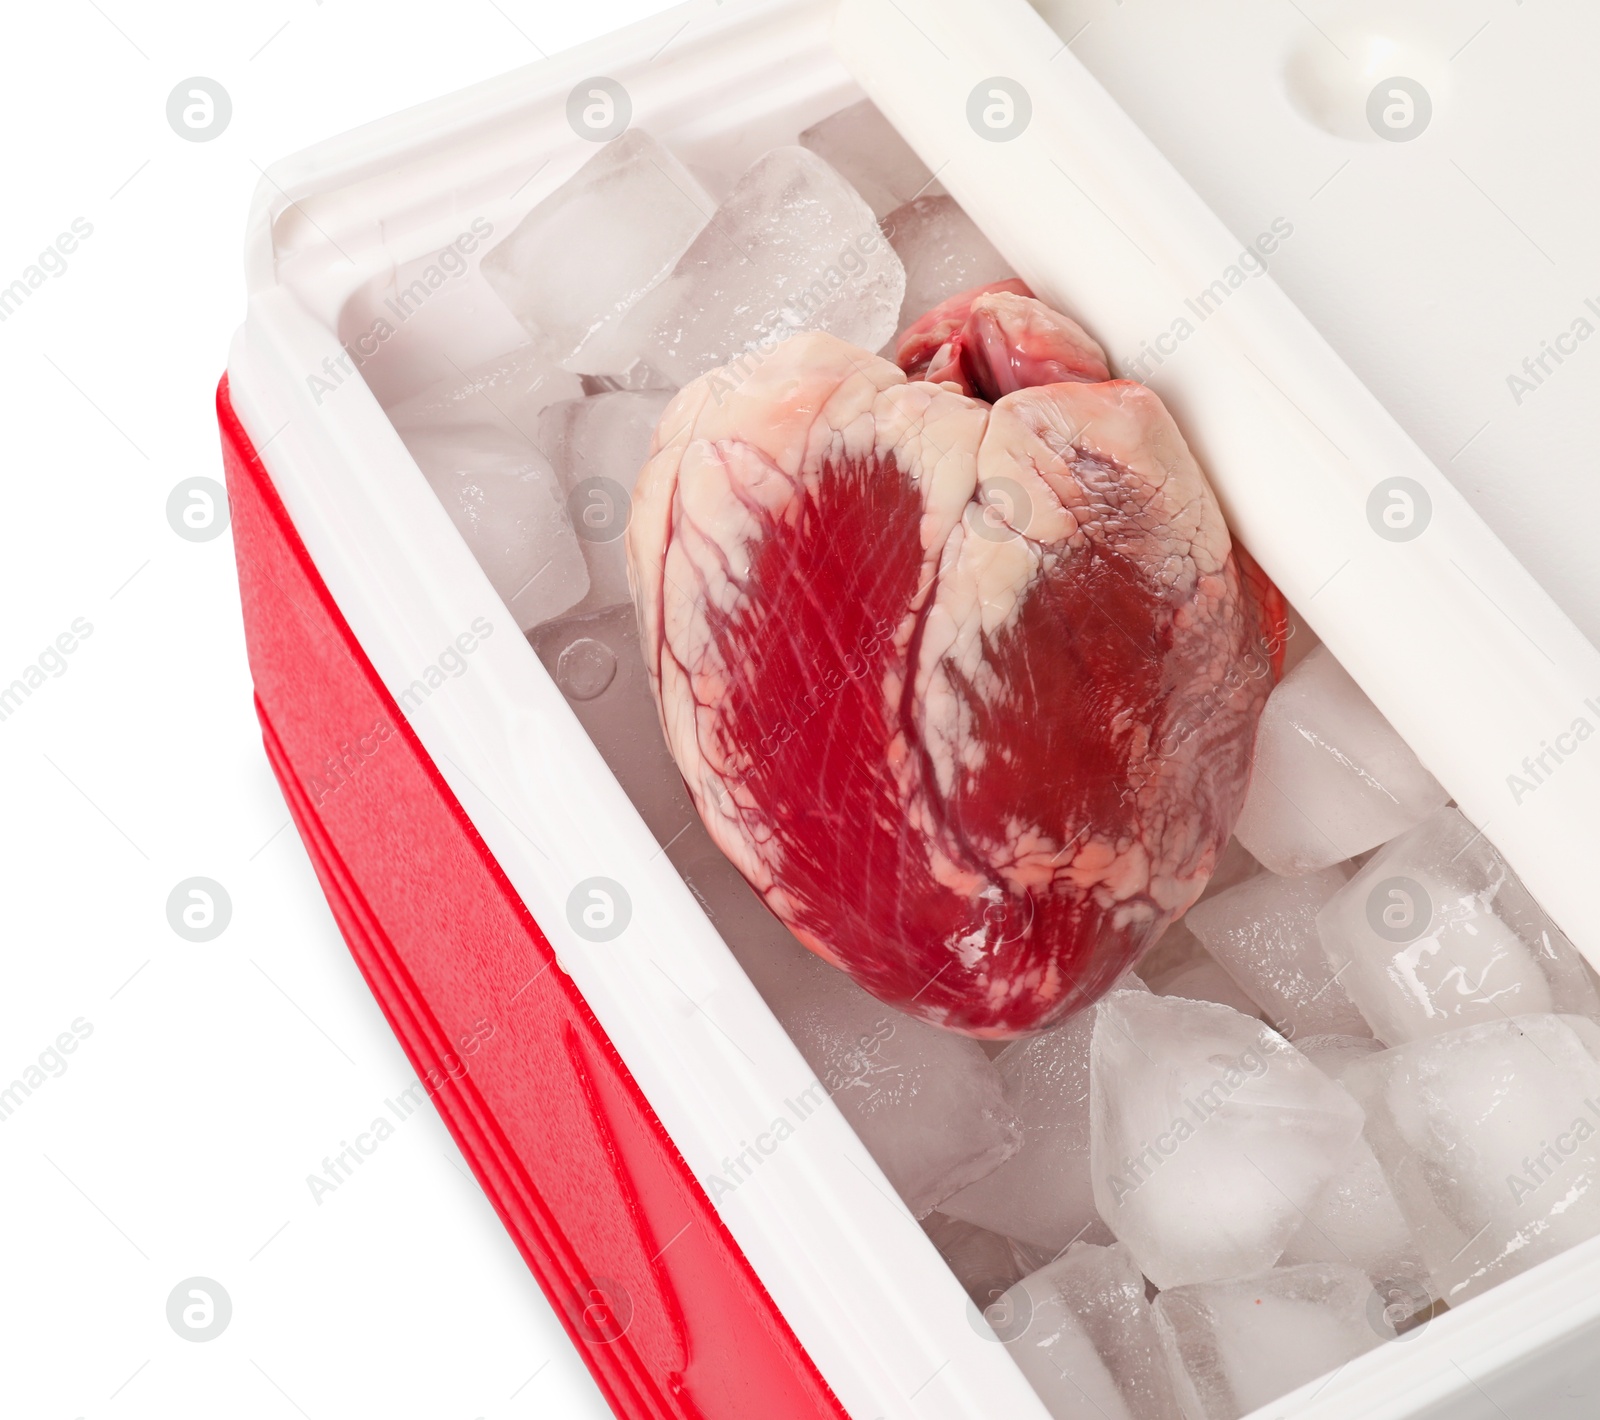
[627,283,1283,1035]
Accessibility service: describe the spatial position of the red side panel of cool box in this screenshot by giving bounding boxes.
[217,377,847,1420]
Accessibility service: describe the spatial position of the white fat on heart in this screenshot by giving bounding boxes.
[984,380,1220,586]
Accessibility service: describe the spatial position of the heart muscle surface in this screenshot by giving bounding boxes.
[626,283,1283,1035]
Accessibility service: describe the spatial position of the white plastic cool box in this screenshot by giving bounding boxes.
[225,0,1600,1416]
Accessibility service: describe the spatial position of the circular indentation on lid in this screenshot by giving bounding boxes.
[556,636,617,701]
[1282,5,1450,142]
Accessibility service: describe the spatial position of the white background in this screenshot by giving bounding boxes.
[8,1,1600,1417]
[0,3,672,1417]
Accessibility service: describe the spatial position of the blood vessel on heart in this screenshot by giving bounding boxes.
[626,281,1285,1036]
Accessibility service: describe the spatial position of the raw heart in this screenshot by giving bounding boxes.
[626,283,1284,1035]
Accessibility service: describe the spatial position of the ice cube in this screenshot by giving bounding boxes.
[1137,920,1265,1020]
[921,1211,1042,1311]
[1276,1134,1428,1296]
[1233,645,1449,875]
[1153,1264,1383,1420]
[1278,1036,1428,1293]
[1090,992,1365,1289]
[939,996,1122,1253]
[540,390,672,494]
[997,1243,1183,1420]
[1186,865,1372,1040]
[798,99,940,219]
[883,194,1015,337]
[390,347,589,631]
[620,146,905,387]
[480,129,713,375]
[1342,1013,1600,1306]
[771,943,1022,1216]
[538,389,675,612]
[387,341,586,432]
[1316,806,1599,1046]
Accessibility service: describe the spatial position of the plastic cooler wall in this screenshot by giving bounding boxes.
[217,377,846,1420]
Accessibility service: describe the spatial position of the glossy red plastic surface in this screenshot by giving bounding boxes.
[217,377,846,1420]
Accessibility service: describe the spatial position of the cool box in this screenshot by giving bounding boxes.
[218,1,1600,1417]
